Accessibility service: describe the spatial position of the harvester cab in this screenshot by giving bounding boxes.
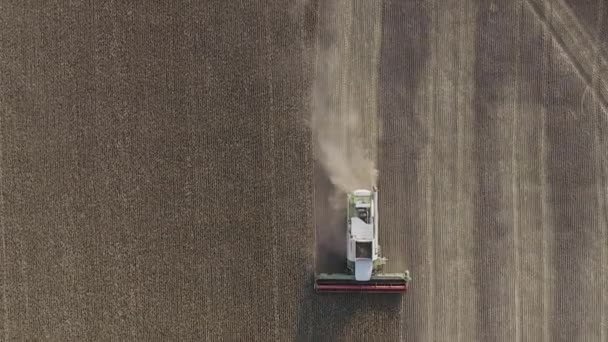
[315,187,411,293]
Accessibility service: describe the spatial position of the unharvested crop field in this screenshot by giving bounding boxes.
[0,0,607,341]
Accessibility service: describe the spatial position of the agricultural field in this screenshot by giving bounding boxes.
[0,0,607,341]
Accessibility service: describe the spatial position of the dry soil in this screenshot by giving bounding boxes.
[0,1,607,341]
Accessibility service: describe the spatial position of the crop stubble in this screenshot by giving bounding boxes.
[315,0,608,341]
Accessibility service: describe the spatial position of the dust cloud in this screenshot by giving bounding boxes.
[311,88,378,195]
[309,0,383,208]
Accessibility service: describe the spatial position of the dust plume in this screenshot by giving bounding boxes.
[311,86,378,195]
[310,0,383,207]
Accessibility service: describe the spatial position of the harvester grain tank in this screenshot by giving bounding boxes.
[315,186,411,293]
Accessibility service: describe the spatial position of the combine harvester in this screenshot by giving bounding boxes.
[315,186,411,293]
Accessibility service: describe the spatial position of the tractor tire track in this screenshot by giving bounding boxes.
[512,3,523,340]
[516,4,555,341]
[523,1,608,340]
[543,55,602,342]
[377,1,430,341]
[523,0,608,115]
[590,1,608,339]
[472,1,520,340]
[455,1,478,341]
[428,1,469,340]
